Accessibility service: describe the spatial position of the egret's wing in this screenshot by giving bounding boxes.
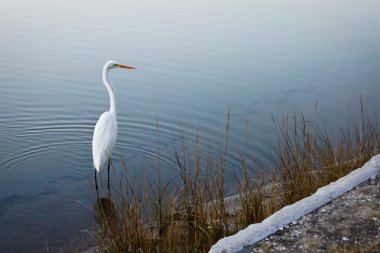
[92,112,117,171]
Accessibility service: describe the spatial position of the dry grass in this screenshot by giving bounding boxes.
[92,100,379,252]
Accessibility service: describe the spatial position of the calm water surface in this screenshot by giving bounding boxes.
[0,0,379,251]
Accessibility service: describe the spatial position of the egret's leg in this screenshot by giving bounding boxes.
[107,158,110,190]
[95,169,99,196]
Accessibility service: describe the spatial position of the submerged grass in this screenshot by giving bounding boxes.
[93,100,379,252]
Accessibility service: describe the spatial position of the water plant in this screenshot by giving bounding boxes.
[92,100,379,252]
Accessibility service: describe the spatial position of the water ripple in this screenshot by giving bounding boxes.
[0,187,55,209]
[0,142,89,175]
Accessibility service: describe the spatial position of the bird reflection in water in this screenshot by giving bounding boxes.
[93,197,116,227]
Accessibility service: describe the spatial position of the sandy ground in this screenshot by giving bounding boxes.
[239,175,380,253]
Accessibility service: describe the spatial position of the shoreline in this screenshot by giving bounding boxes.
[209,155,380,253]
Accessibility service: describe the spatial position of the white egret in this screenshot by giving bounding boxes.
[92,60,135,190]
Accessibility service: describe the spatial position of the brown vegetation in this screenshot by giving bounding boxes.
[93,100,379,252]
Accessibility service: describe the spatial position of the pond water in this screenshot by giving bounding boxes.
[0,0,378,251]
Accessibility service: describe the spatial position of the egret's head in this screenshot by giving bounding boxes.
[105,60,136,70]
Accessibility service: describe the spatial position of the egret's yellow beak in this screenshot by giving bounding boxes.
[114,64,136,69]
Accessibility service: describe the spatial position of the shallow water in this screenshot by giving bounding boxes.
[0,0,379,251]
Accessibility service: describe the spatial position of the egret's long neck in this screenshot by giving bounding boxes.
[102,66,117,114]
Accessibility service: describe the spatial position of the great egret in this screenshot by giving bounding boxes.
[92,60,135,191]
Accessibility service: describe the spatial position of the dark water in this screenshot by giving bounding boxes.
[0,0,379,251]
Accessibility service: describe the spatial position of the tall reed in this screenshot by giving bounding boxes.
[92,101,379,252]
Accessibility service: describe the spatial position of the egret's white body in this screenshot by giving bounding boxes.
[92,110,118,171]
[92,60,135,189]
